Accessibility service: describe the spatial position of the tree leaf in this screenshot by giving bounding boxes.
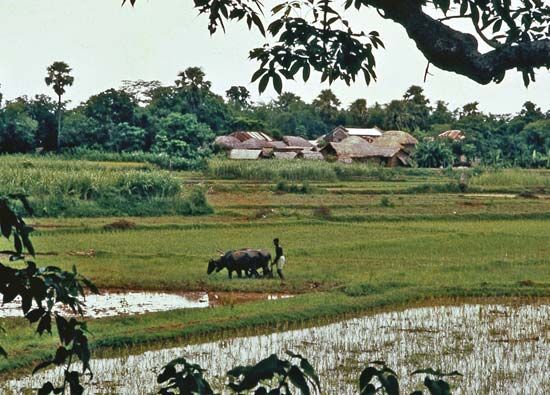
[272,72,283,94]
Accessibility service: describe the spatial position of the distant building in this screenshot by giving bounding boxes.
[214,135,243,151]
[372,130,418,154]
[230,131,273,142]
[320,132,417,167]
[438,130,466,141]
[282,135,314,148]
[323,126,384,143]
[229,149,263,160]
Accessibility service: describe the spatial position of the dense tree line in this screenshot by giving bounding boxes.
[0,65,548,168]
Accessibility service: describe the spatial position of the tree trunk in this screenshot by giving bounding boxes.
[56,95,62,153]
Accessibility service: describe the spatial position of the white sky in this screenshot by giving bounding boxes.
[0,0,548,114]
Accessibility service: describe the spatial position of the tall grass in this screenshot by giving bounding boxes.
[0,156,180,199]
[0,156,212,217]
[60,148,205,170]
[206,159,436,181]
[471,169,550,188]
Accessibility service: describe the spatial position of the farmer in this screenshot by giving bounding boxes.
[272,238,286,280]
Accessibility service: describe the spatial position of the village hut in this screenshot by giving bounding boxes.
[270,140,289,149]
[282,136,314,148]
[323,126,383,143]
[214,135,242,151]
[438,130,466,141]
[230,131,273,142]
[273,151,299,160]
[229,149,263,160]
[298,151,324,160]
[373,130,418,153]
[321,136,408,167]
[239,138,275,149]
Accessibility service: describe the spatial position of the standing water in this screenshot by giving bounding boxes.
[2,303,549,394]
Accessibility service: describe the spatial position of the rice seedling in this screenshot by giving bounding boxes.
[4,303,547,394]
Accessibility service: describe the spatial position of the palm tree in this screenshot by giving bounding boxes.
[348,98,368,126]
[45,61,74,152]
[175,67,211,91]
[313,89,341,123]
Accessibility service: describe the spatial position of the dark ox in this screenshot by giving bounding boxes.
[207,249,271,279]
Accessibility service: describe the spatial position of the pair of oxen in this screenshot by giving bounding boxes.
[207,248,272,279]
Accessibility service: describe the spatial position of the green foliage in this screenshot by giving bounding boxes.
[108,122,146,152]
[153,113,214,159]
[273,180,313,194]
[0,196,97,394]
[61,148,206,170]
[207,159,432,182]
[380,196,394,207]
[179,188,214,216]
[0,156,214,217]
[413,140,455,168]
[157,357,215,395]
[226,351,320,394]
[60,111,103,149]
[359,362,462,395]
[0,101,38,153]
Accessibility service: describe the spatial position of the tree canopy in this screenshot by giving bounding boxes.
[1,65,548,168]
[124,0,549,92]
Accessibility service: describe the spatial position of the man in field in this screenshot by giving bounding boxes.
[272,238,286,280]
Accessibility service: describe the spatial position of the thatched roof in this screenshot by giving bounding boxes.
[299,151,324,160]
[322,136,400,159]
[282,136,313,148]
[230,131,273,142]
[270,141,289,149]
[214,135,242,150]
[273,151,298,160]
[375,131,418,147]
[239,139,274,149]
[229,149,262,160]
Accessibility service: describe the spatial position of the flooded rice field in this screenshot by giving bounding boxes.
[2,302,548,394]
[0,291,210,318]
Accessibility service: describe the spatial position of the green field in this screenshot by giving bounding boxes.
[0,157,549,375]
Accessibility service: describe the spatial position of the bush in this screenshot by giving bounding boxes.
[273,180,313,194]
[178,188,214,216]
[414,139,455,168]
[313,205,332,219]
[380,196,394,207]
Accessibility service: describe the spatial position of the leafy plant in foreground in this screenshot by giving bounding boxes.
[0,195,98,395]
[157,357,215,395]
[157,351,321,395]
[359,361,462,395]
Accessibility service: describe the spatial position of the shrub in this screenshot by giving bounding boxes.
[103,219,136,231]
[313,205,332,219]
[380,196,394,207]
[273,180,313,194]
[414,139,455,168]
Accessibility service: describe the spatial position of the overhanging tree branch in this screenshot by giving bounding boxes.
[366,0,550,84]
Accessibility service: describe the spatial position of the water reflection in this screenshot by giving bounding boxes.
[3,303,549,394]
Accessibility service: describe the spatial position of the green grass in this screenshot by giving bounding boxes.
[206,158,442,182]
[470,168,550,189]
[0,155,213,217]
